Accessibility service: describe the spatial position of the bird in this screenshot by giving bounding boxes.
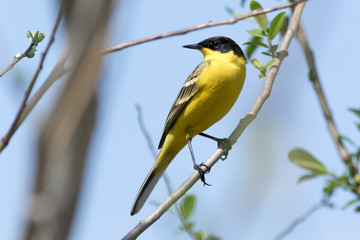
[131,36,247,215]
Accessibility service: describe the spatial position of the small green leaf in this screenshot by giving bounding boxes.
[268,12,286,40]
[261,52,272,57]
[181,195,195,220]
[288,148,328,174]
[250,1,268,31]
[251,58,262,69]
[356,123,360,131]
[194,232,204,240]
[246,29,267,38]
[298,173,323,184]
[260,66,266,74]
[269,44,279,54]
[279,16,289,37]
[206,235,221,240]
[308,69,317,82]
[258,73,264,78]
[355,206,360,212]
[265,59,275,68]
[338,134,356,147]
[26,48,36,58]
[245,36,262,59]
[243,41,269,49]
[349,108,360,118]
[342,199,359,210]
[26,31,33,41]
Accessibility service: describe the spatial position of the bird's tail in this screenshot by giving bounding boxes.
[130,148,177,215]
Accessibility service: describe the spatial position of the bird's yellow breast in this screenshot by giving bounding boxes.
[175,50,246,138]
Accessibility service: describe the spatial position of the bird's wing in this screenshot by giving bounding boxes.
[158,60,210,149]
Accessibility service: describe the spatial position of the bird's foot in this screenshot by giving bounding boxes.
[194,163,211,186]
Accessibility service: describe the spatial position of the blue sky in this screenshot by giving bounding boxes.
[0,0,359,239]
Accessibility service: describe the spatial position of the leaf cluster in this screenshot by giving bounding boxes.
[289,108,360,212]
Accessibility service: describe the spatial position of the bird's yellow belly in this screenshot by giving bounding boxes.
[172,62,245,139]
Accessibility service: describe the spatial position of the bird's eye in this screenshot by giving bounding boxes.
[213,41,220,48]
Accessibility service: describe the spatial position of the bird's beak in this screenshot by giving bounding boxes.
[183,43,202,50]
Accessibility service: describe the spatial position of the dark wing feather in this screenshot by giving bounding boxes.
[158,61,210,149]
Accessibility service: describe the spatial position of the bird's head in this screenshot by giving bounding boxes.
[183,36,246,62]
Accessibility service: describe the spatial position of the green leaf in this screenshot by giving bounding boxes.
[261,52,272,57]
[268,12,286,40]
[251,58,262,69]
[342,199,360,210]
[269,44,279,54]
[246,29,267,38]
[349,108,360,118]
[258,73,264,78]
[355,206,360,212]
[194,232,204,240]
[245,36,262,59]
[206,235,221,240]
[260,66,266,74]
[26,48,36,58]
[243,41,269,49]
[288,148,328,174]
[250,1,268,31]
[308,69,317,82]
[338,134,356,147]
[265,59,275,68]
[297,173,323,184]
[181,195,195,220]
[279,16,289,37]
[26,31,33,42]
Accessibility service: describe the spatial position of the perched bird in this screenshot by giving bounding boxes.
[131,36,247,215]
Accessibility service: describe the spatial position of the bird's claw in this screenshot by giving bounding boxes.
[217,138,232,160]
[194,164,211,186]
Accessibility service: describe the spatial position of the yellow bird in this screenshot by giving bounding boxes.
[131,36,246,215]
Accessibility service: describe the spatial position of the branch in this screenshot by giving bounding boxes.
[295,23,351,163]
[122,2,306,240]
[0,43,34,78]
[0,6,64,152]
[273,200,327,240]
[102,0,307,55]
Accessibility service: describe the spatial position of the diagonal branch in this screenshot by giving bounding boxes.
[102,0,307,55]
[295,22,351,163]
[122,2,306,240]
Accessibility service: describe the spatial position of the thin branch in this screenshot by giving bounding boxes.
[135,105,197,240]
[102,0,307,55]
[0,43,34,78]
[295,23,351,163]
[122,2,306,240]
[273,201,327,240]
[0,6,64,152]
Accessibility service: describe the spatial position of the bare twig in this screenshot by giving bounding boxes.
[0,43,35,78]
[102,0,307,55]
[296,23,351,163]
[122,2,306,239]
[273,200,328,240]
[135,105,197,240]
[0,6,64,152]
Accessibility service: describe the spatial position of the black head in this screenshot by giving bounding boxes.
[183,36,245,59]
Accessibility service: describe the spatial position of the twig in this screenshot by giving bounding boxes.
[102,0,307,55]
[0,43,35,78]
[0,6,64,152]
[273,201,326,240]
[135,105,197,240]
[295,23,351,163]
[122,2,306,240]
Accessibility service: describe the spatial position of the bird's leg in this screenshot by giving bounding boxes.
[186,137,211,186]
[198,132,232,160]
